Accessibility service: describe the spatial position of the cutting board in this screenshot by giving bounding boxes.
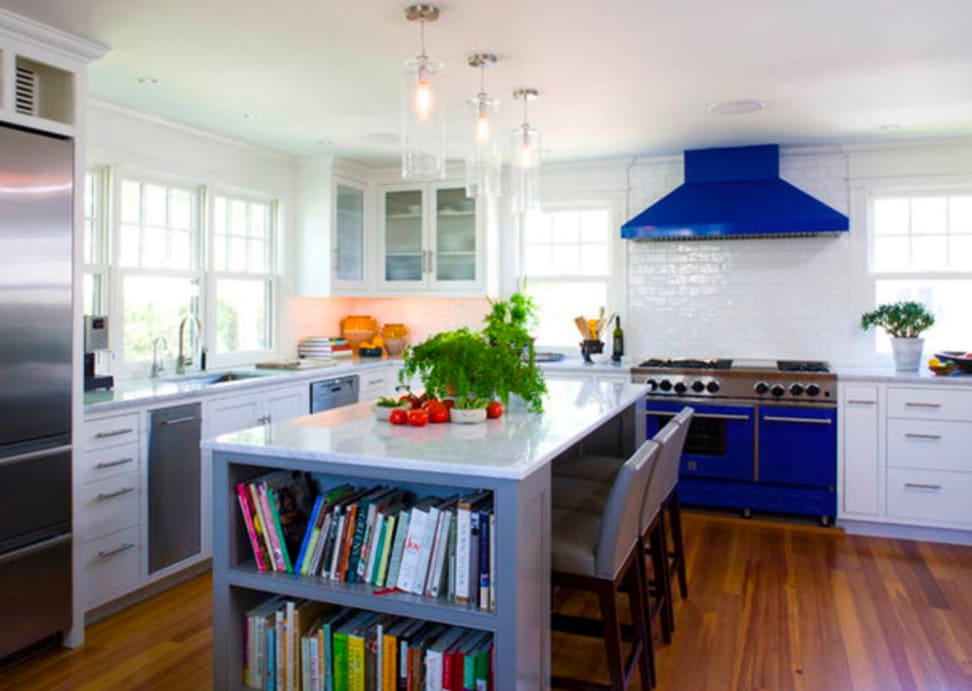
[255,358,337,371]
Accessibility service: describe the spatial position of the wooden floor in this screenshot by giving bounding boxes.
[3,513,971,690]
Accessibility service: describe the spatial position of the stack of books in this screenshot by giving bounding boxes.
[243,601,494,691]
[237,480,496,611]
[298,338,353,360]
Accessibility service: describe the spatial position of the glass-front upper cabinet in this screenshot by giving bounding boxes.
[331,178,367,290]
[381,187,426,286]
[433,186,477,284]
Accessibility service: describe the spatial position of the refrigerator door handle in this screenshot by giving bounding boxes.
[0,444,73,467]
[0,533,72,566]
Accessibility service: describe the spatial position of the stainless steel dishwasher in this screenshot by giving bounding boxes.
[310,375,360,413]
[148,402,202,573]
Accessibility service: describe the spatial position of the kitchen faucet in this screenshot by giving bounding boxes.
[176,314,202,375]
[150,336,168,378]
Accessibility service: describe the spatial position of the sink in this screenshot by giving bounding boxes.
[173,371,267,387]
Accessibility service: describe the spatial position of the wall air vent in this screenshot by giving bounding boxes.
[15,64,39,117]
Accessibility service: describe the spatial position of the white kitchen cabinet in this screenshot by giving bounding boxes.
[378,182,483,294]
[841,385,880,516]
[331,176,370,293]
[80,527,140,610]
[264,383,310,425]
[359,365,401,402]
[205,392,264,436]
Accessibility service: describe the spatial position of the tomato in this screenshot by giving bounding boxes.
[442,399,455,410]
[429,407,450,424]
[486,401,504,419]
[407,409,429,427]
[389,408,408,425]
[422,399,442,413]
[399,394,422,410]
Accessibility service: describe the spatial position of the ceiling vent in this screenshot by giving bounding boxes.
[15,64,39,117]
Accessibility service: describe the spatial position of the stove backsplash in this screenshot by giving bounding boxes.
[626,150,872,365]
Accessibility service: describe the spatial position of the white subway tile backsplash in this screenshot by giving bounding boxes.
[626,150,856,362]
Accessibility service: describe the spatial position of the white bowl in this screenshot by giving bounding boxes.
[450,408,487,424]
[374,404,407,422]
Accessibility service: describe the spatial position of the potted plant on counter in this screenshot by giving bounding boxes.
[861,301,935,371]
[399,294,547,416]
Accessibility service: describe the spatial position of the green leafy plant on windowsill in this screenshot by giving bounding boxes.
[399,293,547,412]
[860,301,935,338]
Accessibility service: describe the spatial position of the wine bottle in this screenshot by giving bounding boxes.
[611,317,624,362]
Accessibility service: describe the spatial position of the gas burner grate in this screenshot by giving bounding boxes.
[638,358,733,370]
[777,360,830,373]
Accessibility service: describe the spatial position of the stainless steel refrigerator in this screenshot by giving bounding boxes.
[0,123,74,660]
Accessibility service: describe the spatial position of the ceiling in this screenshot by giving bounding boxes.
[4,0,972,165]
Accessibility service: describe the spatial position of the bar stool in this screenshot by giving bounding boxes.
[659,408,692,600]
[550,440,659,690]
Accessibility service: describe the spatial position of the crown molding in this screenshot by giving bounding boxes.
[0,9,108,62]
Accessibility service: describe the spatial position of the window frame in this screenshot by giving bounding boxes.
[519,200,627,352]
[83,166,110,317]
[854,175,972,360]
[206,186,280,369]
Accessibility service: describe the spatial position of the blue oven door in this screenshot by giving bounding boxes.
[645,400,755,481]
[758,406,837,488]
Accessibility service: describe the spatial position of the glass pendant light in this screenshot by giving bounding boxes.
[465,53,501,199]
[510,88,541,213]
[401,5,446,181]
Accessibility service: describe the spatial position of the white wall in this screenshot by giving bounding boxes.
[84,100,302,355]
[539,140,972,367]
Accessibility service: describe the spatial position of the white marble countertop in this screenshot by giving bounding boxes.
[83,358,399,414]
[202,379,649,480]
[835,366,972,386]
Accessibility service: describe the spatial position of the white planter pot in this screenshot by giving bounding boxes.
[891,337,924,371]
[451,408,487,424]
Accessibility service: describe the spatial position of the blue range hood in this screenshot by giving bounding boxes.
[621,144,849,240]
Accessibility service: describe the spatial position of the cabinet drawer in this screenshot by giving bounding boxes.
[78,472,139,541]
[83,413,140,451]
[81,526,139,610]
[887,468,972,525]
[887,419,972,472]
[887,387,972,422]
[78,443,139,484]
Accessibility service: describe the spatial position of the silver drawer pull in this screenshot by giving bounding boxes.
[847,399,876,405]
[95,487,135,501]
[94,428,133,439]
[905,402,942,409]
[904,433,942,440]
[647,411,750,421]
[160,416,197,426]
[904,482,942,491]
[367,379,384,386]
[97,542,135,559]
[763,415,832,425]
[95,457,134,469]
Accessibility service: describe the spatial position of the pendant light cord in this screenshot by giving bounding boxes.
[418,18,427,59]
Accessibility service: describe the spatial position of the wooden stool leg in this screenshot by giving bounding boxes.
[657,511,676,636]
[669,491,688,599]
[647,525,673,644]
[598,580,626,691]
[630,554,656,689]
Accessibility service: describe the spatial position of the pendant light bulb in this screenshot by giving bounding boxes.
[401,5,445,181]
[465,53,501,199]
[511,88,541,213]
[476,103,490,143]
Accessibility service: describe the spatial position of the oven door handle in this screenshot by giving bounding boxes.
[646,411,750,421]
[762,415,833,425]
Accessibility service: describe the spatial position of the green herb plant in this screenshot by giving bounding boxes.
[399,293,547,412]
[861,301,935,338]
[376,396,406,408]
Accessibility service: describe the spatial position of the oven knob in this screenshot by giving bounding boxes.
[707,381,720,393]
[790,383,804,396]
[692,380,706,393]
[754,381,770,395]
[806,384,821,397]
[645,378,658,391]
[771,384,786,397]
[674,381,687,394]
[660,380,673,391]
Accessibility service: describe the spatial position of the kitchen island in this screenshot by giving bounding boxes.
[205,378,648,690]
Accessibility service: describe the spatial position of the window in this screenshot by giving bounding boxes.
[211,195,275,354]
[117,178,202,366]
[82,168,108,316]
[523,207,617,348]
[869,192,972,353]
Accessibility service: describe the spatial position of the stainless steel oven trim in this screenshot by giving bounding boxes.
[0,444,72,467]
[762,415,833,425]
[645,410,750,421]
[0,533,71,566]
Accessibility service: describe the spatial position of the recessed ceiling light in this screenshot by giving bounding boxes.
[708,99,765,116]
[361,132,399,144]
[137,76,159,85]
[880,123,900,131]
[242,113,261,121]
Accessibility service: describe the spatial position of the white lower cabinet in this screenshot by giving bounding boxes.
[77,471,139,541]
[81,527,140,610]
[206,392,264,436]
[359,365,400,402]
[839,382,972,533]
[265,384,310,423]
